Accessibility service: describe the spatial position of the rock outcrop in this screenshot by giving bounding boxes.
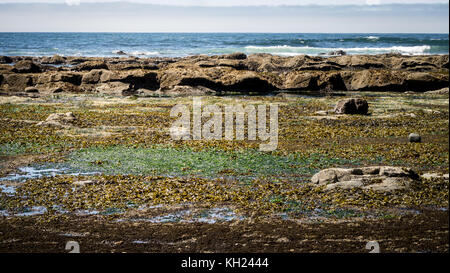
[0,54,448,95]
[311,166,420,192]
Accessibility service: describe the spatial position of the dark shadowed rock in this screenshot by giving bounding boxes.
[318,72,347,91]
[0,56,13,64]
[12,60,42,73]
[334,98,369,115]
[222,73,277,93]
[404,72,449,92]
[328,50,347,56]
[222,52,247,60]
[118,71,159,90]
[25,86,39,93]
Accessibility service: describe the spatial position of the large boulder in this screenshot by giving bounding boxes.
[12,60,42,73]
[311,166,419,192]
[334,98,369,115]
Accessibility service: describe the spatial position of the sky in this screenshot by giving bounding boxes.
[0,0,448,5]
[0,1,448,32]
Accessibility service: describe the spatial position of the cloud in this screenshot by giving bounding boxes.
[0,0,448,6]
[65,0,81,5]
[366,0,381,4]
[0,2,447,32]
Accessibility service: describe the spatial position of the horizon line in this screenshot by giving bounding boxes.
[0,31,448,34]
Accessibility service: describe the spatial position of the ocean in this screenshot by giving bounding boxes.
[0,33,448,58]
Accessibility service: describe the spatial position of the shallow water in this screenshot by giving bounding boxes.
[0,166,101,182]
[14,206,48,217]
[0,184,16,195]
[117,207,244,224]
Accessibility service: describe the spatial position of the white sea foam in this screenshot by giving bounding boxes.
[130,51,159,56]
[366,36,380,40]
[245,45,308,49]
[112,50,159,56]
[244,45,431,56]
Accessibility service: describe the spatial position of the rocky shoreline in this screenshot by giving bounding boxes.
[1,53,448,96]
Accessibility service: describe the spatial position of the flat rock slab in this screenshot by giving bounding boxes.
[311,166,420,192]
[37,112,76,127]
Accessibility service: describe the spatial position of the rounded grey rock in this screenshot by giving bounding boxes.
[408,133,421,143]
